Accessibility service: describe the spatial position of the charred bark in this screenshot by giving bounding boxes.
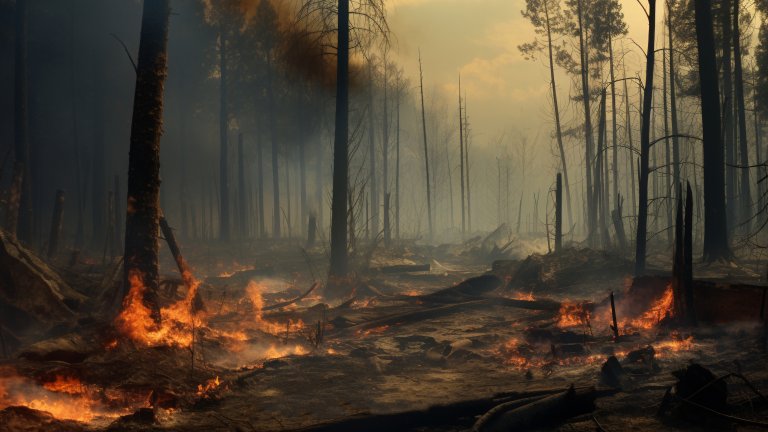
[122,0,171,322]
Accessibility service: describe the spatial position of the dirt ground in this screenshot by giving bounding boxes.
[1,237,768,432]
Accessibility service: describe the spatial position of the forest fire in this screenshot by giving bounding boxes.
[620,285,675,331]
[0,371,128,423]
[556,301,591,329]
[115,269,203,348]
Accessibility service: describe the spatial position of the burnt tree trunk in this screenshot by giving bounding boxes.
[122,0,171,322]
[14,0,32,244]
[5,163,23,236]
[329,0,350,277]
[684,182,695,325]
[635,0,656,276]
[577,0,595,241]
[695,0,730,260]
[733,0,751,234]
[555,173,562,252]
[219,30,230,242]
[668,4,681,195]
[256,130,265,239]
[47,190,65,260]
[418,52,433,241]
[721,0,737,236]
[237,133,247,238]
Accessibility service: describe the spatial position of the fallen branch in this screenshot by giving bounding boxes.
[262,283,319,311]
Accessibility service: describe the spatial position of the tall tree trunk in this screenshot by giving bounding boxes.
[219,30,230,242]
[122,0,171,322]
[668,4,681,193]
[382,57,390,245]
[663,44,672,245]
[622,63,637,218]
[418,52,433,241]
[47,190,65,260]
[464,94,472,232]
[367,60,378,239]
[695,0,730,260]
[722,0,737,235]
[329,0,350,277]
[237,132,247,238]
[733,0,751,233]
[576,0,595,242]
[395,84,401,241]
[555,173,562,251]
[459,76,466,236]
[92,79,106,248]
[14,0,32,244]
[609,34,618,215]
[114,175,122,253]
[300,143,307,238]
[256,129,266,238]
[267,60,280,239]
[635,0,656,276]
[546,2,573,228]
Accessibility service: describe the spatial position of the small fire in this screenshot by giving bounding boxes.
[42,375,86,396]
[622,285,674,331]
[512,291,536,301]
[196,376,222,399]
[115,269,205,348]
[263,344,308,359]
[246,281,305,335]
[557,302,591,329]
[655,333,695,355]
[356,325,390,337]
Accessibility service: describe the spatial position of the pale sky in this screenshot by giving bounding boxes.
[385,0,654,149]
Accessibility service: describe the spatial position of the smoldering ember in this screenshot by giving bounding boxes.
[3,0,768,431]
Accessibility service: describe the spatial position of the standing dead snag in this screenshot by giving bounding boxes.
[555,173,562,252]
[122,0,171,323]
[47,190,65,260]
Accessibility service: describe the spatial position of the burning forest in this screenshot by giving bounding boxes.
[3,0,768,431]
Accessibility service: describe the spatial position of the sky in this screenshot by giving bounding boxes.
[385,0,653,150]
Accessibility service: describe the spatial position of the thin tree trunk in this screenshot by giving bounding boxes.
[395,84,401,241]
[555,173,562,252]
[367,59,378,238]
[722,0,737,235]
[300,143,307,237]
[577,0,595,241]
[219,29,230,242]
[622,62,637,219]
[418,51,433,241]
[668,4,681,193]
[256,129,265,238]
[459,76,466,237]
[609,34,618,215]
[663,43,672,246]
[122,0,171,322]
[733,0,751,233]
[695,0,730,260]
[465,95,472,232]
[635,0,656,276]
[114,175,122,253]
[329,0,350,277]
[237,133,247,238]
[14,0,32,244]
[268,60,280,239]
[382,56,390,245]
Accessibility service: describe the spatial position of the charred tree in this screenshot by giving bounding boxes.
[576,0,595,242]
[367,58,378,239]
[634,0,656,276]
[329,0,350,277]
[663,46,672,246]
[237,133,247,239]
[418,51,433,241]
[695,0,731,260]
[721,0,737,236]
[14,0,32,244]
[668,4,681,193]
[555,173,562,252]
[218,29,230,242]
[733,0,751,233]
[122,0,171,322]
[256,130,266,239]
[459,76,466,237]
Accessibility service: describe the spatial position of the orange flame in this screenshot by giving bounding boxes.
[556,302,591,328]
[622,285,675,331]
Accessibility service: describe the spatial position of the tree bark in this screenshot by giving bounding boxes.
[219,30,230,242]
[329,0,350,277]
[663,46,672,246]
[722,0,737,236]
[418,52,433,241]
[256,129,266,239]
[634,0,656,276]
[668,4,681,196]
[268,59,280,239]
[695,0,730,260]
[14,0,32,244]
[733,0,751,234]
[237,133,247,238]
[576,0,595,242]
[122,0,171,322]
[459,76,466,237]
[555,173,562,252]
[367,60,379,239]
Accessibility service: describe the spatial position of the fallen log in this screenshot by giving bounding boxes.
[473,385,615,432]
[289,387,595,432]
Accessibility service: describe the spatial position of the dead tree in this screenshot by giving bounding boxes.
[47,190,65,260]
[694,0,730,260]
[237,132,247,239]
[611,194,627,251]
[4,163,23,236]
[634,0,656,276]
[122,0,171,322]
[733,0,751,234]
[555,173,562,252]
[219,28,230,242]
[14,0,32,244]
[418,51,433,241]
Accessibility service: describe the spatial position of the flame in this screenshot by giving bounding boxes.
[246,281,304,335]
[263,344,308,359]
[621,285,674,331]
[356,325,390,337]
[556,302,591,328]
[0,372,127,423]
[512,291,536,301]
[115,269,203,348]
[196,376,221,399]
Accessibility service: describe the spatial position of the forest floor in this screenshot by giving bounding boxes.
[1,234,768,431]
